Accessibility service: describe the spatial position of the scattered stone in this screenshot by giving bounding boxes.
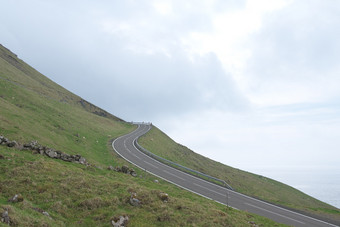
[1,209,10,225]
[8,194,24,203]
[129,193,141,206]
[129,197,141,207]
[248,221,258,227]
[108,166,114,171]
[42,211,50,217]
[7,140,18,148]
[121,165,129,174]
[60,153,72,162]
[159,192,169,202]
[131,172,137,177]
[45,148,58,158]
[1,136,89,166]
[79,157,87,165]
[32,207,52,219]
[0,136,8,145]
[111,215,129,227]
[154,179,159,183]
[114,166,122,172]
[0,154,4,159]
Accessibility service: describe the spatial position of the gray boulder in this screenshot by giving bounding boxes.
[7,140,18,148]
[0,136,8,145]
[122,165,129,174]
[111,215,129,227]
[129,197,141,207]
[1,209,10,225]
[8,194,24,203]
[159,192,169,202]
[108,165,114,171]
[79,157,86,165]
[60,153,72,162]
[45,149,58,158]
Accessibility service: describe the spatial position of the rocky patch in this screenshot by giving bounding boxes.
[0,135,89,166]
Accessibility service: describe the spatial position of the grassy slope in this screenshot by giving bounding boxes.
[139,126,340,223]
[0,44,286,226]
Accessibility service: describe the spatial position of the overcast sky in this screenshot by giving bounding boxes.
[1,0,340,182]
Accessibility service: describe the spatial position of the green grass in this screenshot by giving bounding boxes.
[138,126,340,223]
[0,44,289,226]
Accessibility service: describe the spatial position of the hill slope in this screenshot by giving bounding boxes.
[0,44,288,226]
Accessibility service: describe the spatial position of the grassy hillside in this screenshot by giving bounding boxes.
[139,126,340,224]
[0,44,288,226]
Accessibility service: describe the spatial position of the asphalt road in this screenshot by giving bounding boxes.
[112,124,338,227]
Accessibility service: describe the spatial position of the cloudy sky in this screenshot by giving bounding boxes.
[1,0,340,190]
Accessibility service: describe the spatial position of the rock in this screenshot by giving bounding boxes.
[108,165,114,171]
[60,153,72,162]
[121,165,129,174]
[0,154,4,159]
[131,172,137,177]
[7,140,18,148]
[129,197,141,207]
[154,179,159,183]
[33,207,52,219]
[1,209,10,225]
[248,221,258,227]
[159,192,169,202]
[111,215,129,227]
[79,157,87,165]
[42,211,50,217]
[8,194,24,203]
[0,136,8,145]
[114,166,122,172]
[45,149,58,158]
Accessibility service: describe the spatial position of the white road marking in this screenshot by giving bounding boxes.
[131,153,141,160]
[244,203,306,225]
[163,170,186,181]
[144,160,159,169]
[193,183,225,197]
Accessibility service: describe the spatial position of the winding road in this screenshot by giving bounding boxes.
[112,124,338,227]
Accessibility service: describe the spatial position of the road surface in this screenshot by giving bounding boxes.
[112,124,338,227]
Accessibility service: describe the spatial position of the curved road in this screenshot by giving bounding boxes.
[112,124,338,227]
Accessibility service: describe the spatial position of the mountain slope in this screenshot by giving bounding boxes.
[0,44,287,226]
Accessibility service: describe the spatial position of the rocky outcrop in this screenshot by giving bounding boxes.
[0,135,89,166]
